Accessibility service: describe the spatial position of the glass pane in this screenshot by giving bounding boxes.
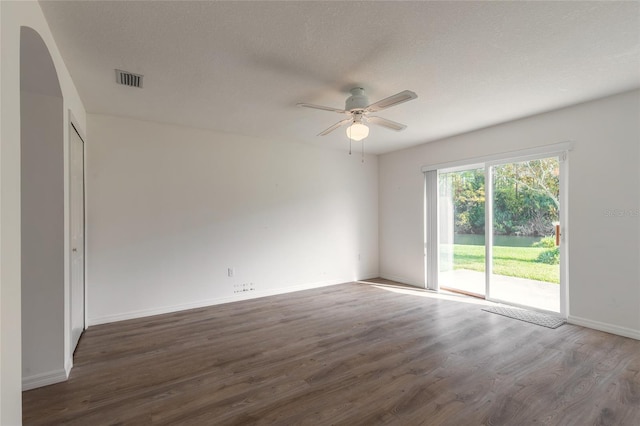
[490,158,560,312]
[438,168,485,297]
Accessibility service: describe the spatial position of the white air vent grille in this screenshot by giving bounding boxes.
[115,69,143,88]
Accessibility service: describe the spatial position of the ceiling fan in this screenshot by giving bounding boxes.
[297,87,418,141]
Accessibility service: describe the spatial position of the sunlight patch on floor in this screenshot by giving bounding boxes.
[358,281,498,307]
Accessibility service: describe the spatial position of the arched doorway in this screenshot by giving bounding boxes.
[20,26,66,389]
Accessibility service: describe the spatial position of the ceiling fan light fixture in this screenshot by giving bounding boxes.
[346,122,369,141]
[298,88,417,143]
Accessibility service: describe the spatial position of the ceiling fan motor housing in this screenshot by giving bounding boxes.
[345,87,369,111]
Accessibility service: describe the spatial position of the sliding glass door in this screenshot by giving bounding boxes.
[488,157,561,312]
[429,150,567,315]
[438,167,486,297]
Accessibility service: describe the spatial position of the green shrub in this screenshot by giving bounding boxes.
[533,236,556,248]
[537,247,559,264]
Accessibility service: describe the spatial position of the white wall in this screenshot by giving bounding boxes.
[0,1,87,423]
[21,91,65,388]
[380,90,640,339]
[86,115,379,324]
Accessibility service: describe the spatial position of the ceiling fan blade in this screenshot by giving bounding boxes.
[365,90,417,113]
[318,118,352,136]
[367,116,407,131]
[297,103,347,114]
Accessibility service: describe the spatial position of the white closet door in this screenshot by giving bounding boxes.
[70,124,85,353]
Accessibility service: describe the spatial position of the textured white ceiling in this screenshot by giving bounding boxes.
[39,1,640,154]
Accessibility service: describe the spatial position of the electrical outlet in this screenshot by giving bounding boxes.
[233,283,255,294]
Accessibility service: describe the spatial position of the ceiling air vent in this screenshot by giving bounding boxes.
[115,69,143,88]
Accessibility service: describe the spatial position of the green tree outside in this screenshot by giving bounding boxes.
[441,158,561,283]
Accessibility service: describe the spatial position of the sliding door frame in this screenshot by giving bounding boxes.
[424,142,572,317]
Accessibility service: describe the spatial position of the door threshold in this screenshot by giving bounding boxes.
[440,286,485,300]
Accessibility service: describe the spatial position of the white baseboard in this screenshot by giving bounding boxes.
[88,278,349,327]
[23,368,68,391]
[378,274,425,289]
[65,355,73,378]
[358,272,380,281]
[567,315,640,340]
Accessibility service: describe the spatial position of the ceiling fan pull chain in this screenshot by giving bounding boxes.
[349,136,352,155]
[361,139,365,163]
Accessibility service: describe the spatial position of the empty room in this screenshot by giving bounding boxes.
[1,1,639,425]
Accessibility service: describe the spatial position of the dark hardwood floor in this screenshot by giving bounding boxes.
[23,282,640,425]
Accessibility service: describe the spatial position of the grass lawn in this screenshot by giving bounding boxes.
[448,244,559,284]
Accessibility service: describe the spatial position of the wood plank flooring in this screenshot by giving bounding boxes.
[23,282,640,425]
